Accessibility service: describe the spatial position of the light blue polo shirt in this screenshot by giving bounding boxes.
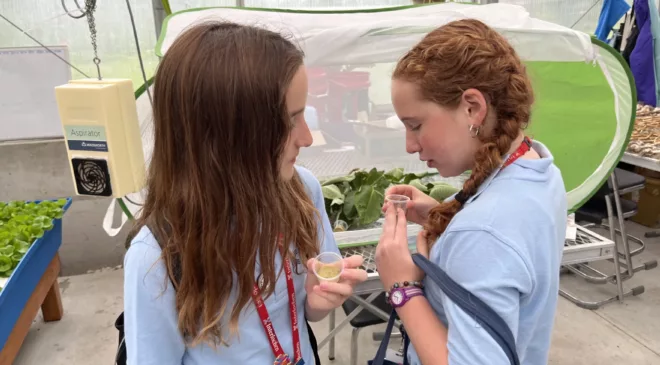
[407,140,567,365]
[123,165,339,365]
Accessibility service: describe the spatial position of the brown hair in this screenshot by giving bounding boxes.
[393,19,534,243]
[129,21,320,347]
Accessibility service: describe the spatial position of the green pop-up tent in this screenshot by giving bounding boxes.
[106,2,636,236]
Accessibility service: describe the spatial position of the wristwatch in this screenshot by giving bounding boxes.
[387,287,424,308]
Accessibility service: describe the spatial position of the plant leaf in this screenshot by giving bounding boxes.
[384,167,404,182]
[429,184,460,202]
[52,208,64,219]
[14,240,29,254]
[0,255,12,272]
[30,224,45,239]
[415,171,437,178]
[0,245,13,255]
[343,191,357,219]
[42,220,54,230]
[402,173,417,184]
[354,186,384,226]
[349,170,369,191]
[16,231,29,242]
[321,174,355,186]
[410,179,429,193]
[321,185,344,201]
[365,168,384,185]
[329,198,342,206]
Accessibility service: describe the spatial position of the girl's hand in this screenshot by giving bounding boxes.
[376,205,430,289]
[305,255,367,312]
[382,185,439,226]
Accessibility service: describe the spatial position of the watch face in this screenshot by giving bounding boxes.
[391,290,404,305]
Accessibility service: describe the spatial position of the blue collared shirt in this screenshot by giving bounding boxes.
[407,140,567,365]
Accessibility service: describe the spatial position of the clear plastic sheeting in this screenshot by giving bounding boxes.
[156,4,596,64]
[499,0,606,34]
[0,0,608,93]
[105,3,637,237]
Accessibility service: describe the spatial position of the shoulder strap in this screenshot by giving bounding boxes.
[369,307,398,365]
[370,254,520,365]
[411,253,520,365]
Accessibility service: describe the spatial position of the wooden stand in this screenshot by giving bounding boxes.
[0,253,63,365]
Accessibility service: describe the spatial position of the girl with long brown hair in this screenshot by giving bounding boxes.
[375,19,567,364]
[123,21,366,365]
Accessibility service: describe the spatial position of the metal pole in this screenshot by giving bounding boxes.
[152,0,167,40]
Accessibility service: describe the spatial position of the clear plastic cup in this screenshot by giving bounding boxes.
[385,194,410,215]
[334,220,349,232]
[313,252,344,283]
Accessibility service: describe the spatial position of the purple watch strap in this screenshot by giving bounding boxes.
[388,286,423,308]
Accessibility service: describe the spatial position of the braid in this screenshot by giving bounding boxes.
[394,19,534,245]
[424,123,518,242]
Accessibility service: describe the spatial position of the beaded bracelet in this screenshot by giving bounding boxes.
[390,280,424,290]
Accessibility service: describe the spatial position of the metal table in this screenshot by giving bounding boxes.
[620,152,660,174]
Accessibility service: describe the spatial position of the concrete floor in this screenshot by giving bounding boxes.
[10,222,660,364]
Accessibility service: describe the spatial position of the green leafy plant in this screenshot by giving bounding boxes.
[320,168,459,231]
[0,199,67,279]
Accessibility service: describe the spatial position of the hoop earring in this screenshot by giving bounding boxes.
[469,124,480,138]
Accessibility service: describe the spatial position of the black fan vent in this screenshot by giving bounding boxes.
[71,158,112,197]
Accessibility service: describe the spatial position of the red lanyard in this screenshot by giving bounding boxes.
[502,136,532,169]
[251,255,302,365]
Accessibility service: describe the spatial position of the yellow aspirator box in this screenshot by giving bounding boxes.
[55,78,145,198]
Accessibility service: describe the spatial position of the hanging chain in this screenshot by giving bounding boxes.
[84,0,102,80]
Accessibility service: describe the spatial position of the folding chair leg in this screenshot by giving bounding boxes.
[606,193,626,303]
[565,263,619,284]
[328,309,336,360]
[351,327,362,365]
[558,285,645,310]
[609,176,635,277]
[576,223,657,281]
[582,223,647,257]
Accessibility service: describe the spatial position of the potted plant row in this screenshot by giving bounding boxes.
[0,198,72,365]
[0,199,68,286]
